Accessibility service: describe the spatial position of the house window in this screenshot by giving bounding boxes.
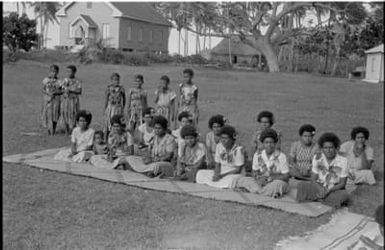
[149,30,153,43]
[127,26,132,41]
[371,57,376,72]
[138,28,143,42]
[102,23,110,40]
[87,2,92,9]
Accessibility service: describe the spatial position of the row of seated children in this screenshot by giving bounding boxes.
[54,109,377,208]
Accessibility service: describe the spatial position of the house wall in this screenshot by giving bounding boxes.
[118,18,169,53]
[365,53,383,82]
[58,2,119,48]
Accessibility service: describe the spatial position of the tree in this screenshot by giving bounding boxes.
[3,13,38,53]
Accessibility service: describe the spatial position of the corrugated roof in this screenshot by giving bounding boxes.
[365,44,384,54]
[211,37,261,56]
[79,14,97,28]
[110,2,172,27]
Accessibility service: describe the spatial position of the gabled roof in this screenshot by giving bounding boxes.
[211,37,261,56]
[79,14,97,28]
[56,2,171,27]
[365,44,384,54]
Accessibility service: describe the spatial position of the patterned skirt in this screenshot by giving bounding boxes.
[41,95,60,129]
[127,106,143,130]
[155,105,175,128]
[60,96,80,129]
[104,104,124,132]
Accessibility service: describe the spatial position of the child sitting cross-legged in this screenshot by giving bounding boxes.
[175,125,207,182]
[54,110,95,163]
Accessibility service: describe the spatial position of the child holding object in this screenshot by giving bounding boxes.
[127,74,147,131]
[154,75,177,129]
[104,73,126,140]
[54,110,94,163]
[40,64,62,135]
[59,65,82,135]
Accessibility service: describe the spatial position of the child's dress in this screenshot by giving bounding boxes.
[59,77,82,129]
[155,89,177,127]
[178,142,207,182]
[127,87,147,129]
[178,83,199,125]
[40,76,61,131]
[104,84,125,133]
[54,127,95,163]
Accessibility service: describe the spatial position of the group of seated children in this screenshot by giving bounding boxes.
[54,107,377,209]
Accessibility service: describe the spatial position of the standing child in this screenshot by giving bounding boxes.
[178,68,199,126]
[127,74,147,131]
[59,65,82,135]
[41,64,62,135]
[155,75,177,128]
[93,130,108,155]
[104,73,126,140]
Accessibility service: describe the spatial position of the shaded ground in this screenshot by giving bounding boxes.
[3,60,384,249]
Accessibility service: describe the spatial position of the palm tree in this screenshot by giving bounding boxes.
[30,2,61,48]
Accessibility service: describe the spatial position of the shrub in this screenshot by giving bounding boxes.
[123,53,149,66]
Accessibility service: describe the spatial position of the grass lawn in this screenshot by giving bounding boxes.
[3,60,384,249]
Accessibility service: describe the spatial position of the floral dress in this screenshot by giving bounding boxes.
[155,89,177,127]
[127,87,147,129]
[289,141,319,176]
[59,77,82,129]
[178,83,199,125]
[41,76,61,130]
[104,85,125,132]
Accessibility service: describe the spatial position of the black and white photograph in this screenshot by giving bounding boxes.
[2,1,384,249]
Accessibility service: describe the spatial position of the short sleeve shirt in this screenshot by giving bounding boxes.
[340,140,374,172]
[138,124,154,145]
[156,89,177,107]
[108,131,134,156]
[71,127,95,152]
[214,143,245,174]
[312,153,349,190]
[180,142,206,166]
[151,133,177,158]
[252,150,289,175]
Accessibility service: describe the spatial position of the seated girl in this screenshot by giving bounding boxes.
[250,111,281,156]
[196,125,244,189]
[340,127,376,185]
[93,130,108,155]
[289,124,319,181]
[54,110,94,163]
[296,133,350,208]
[172,111,193,158]
[175,125,207,182]
[89,115,134,169]
[206,115,226,169]
[126,115,177,178]
[236,128,290,198]
[136,107,155,155]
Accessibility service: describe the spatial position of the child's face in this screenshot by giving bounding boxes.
[78,117,88,130]
[159,80,168,90]
[111,123,123,134]
[212,123,222,136]
[355,132,366,144]
[94,134,103,144]
[134,78,143,88]
[322,142,337,160]
[49,69,58,78]
[220,134,234,149]
[263,137,276,154]
[183,73,192,83]
[180,117,192,128]
[301,131,314,146]
[184,135,197,147]
[66,68,75,78]
[259,117,271,130]
[111,76,120,86]
[143,115,153,126]
[154,124,166,137]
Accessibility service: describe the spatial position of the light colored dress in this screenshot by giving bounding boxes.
[89,131,134,169]
[126,133,176,175]
[138,123,154,146]
[196,143,244,189]
[155,89,177,127]
[340,140,376,185]
[172,127,186,157]
[127,87,147,129]
[54,127,95,162]
[59,77,82,129]
[40,76,61,130]
[178,83,199,125]
[289,141,319,176]
[104,84,125,132]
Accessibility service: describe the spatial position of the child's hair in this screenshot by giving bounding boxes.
[76,110,92,125]
[257,111,275,125]
[375,204,384,227]
[350,126,370,140]
[94,130,104,139]
[178,111,192,122]
[183,68,194,77]
[220,125,237,140]
[299,124,316,136]
[181,125,198,139]
[111,114,125,127]
[143,107,155,117]
[135,74,144,83]
[111,72,120,80]
[67,65,77,74]
[160,75,170,84]
[50,64,59,72]
[208,115,225,129]
[318,132,340,148]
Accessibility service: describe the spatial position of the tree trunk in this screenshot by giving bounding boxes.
[262,42,280,72]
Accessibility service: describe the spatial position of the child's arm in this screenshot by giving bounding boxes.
[104,88,109,110]
[126,89,131,110]
[122,88,126,110]
[154,89,159,104]
[193,87,198,104]
[69,81,82,95]
[70,142,77,155]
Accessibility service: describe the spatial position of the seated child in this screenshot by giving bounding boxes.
[172,111,193,158]
[137,107,155,153]
[54,110,95,163]
[175,125,207,182]
[93,130,108,155]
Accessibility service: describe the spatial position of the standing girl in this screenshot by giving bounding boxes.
[127,74,147,131]
[104,73,126,140]
[59,65,82,135]
[178,68,199,126]
[154,75,177,128]
[41,64,62,135]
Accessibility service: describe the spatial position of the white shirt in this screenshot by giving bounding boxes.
[340,140,374,172]
[215,143,244,174]
[252,150,289,175]
[138,123,154,146]
[71,127,94,152]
